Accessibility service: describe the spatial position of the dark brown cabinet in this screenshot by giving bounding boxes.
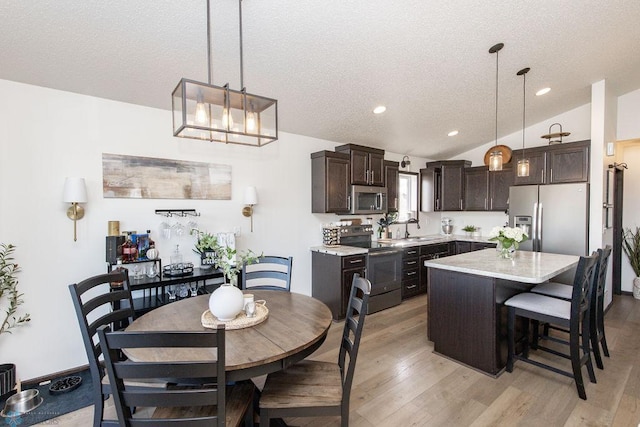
[336,144,385,186]
[456,241,497,254]
[401,246,421,299]
[464,165,513,212]
[512,140,589,185]
[421,160,471,212]
[546,141,590,183]
[312,251,366,320]
[311,151,351,214]
[385,160,399,212]
[419,243,450,293]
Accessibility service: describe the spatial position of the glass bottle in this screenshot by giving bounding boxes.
[121,233,137,263]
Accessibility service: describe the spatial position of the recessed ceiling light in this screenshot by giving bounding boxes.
[536,87,551,96]
[448,130,459,137]
[373,106,386,114]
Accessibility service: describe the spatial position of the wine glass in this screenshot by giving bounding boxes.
[172,221,186,237]
[159,221,172,240]
[146,263,158,279]
[167,286,177,301]
[189,283,199,297]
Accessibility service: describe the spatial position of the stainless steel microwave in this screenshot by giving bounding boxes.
[350,185,387,214]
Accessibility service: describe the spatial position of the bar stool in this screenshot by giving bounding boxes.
[530,246,612,369]
[505,253,599,400]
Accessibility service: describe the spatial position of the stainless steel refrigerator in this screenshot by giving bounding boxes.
[508,183,589,256]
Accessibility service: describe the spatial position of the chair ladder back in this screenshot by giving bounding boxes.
[97,325,227,427]
[338,274,371,401]
[242,256,293,291]
[596,246,612,298]
[68,269,136,427]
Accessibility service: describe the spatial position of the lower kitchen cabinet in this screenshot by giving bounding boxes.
[312,251,366,320]
[456,241,497,254]
[419,243,450,294]
[401,246,421,299]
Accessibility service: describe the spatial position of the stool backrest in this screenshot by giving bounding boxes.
[571,252,599,321]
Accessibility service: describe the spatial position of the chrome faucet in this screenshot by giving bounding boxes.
[404,218,421,238]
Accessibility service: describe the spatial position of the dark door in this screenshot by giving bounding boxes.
[369,153,386,186]
[326,156,351,213]
[464,167,488,211]
[350,150,369,185]
[513,149,545,185]
[547,143,589,183]
[441,165,464,211]
[489,166,514,211]
[613,165,625,295]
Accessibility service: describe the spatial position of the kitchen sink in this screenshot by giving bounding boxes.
[378,235,444,244]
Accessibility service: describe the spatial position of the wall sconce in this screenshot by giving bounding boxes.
[400,156,411,169]
[63,177,88,242]
[242,186,258,232]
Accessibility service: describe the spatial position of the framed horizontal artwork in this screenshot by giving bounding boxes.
[102,153,231,200]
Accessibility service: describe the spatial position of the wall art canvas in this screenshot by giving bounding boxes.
[102,153,231,200]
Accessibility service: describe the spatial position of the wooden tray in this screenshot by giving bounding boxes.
[201,303,268,330]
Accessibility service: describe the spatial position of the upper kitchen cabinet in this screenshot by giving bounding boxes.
[335,144,385,186]
[311,151,351,214]
[421,160,471,211]
[385,160,399,212]
[464,165,513,212]
[512,140,589,185]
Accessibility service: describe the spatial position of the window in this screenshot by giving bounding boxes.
[397,172,419,223]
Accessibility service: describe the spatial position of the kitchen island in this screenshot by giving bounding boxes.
[425,249,579,376]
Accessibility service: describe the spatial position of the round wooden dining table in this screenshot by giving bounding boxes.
[124,290,333,382]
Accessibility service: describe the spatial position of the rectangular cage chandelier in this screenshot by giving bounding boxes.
[172,0,278,147]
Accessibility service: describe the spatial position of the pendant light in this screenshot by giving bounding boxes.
[517,67,530,177]
[172,0,278,146]
[488,43,504,171]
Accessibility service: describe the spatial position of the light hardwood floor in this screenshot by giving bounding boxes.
[48,293,640,426]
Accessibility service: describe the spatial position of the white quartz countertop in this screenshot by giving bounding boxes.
[311,234,494,256]
[310,245,368,256]
[424,249,580,284]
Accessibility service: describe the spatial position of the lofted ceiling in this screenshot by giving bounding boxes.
[2,0,640,159]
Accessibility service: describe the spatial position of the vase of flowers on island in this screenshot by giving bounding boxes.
[488,226,528,259]
[191,229,261,320]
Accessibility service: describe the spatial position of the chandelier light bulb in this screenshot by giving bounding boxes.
[195,100,208,124]
[246,111,257,132]
[222,107,234,129]
[517,159,530,177]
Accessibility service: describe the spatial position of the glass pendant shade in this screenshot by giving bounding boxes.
[172,79,278,146]
[488,151,503,171]
[517,159,530,177]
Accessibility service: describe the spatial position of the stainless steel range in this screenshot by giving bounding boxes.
[338,225,402,314]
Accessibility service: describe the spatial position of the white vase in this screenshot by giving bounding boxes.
[209,277,244,321]
[633,277,640,300]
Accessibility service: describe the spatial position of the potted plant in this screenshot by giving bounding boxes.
[190,229,219,268]
[488,226,528,259]
[0,243,31,397]
[462,225,477,237]
[622,227,640,299]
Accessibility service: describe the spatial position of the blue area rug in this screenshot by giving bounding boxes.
[0,369,93,427]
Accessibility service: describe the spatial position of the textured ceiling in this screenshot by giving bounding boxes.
[2,0,640,158]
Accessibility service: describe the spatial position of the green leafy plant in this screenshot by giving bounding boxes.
[462,225,477,232]
[190,229,261,281]
[0,243,30,336]
[622,227,640,277]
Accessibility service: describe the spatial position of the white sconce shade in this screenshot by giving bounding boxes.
[242,186,258,232]
[63,177,87,242]
[244,186,258,205]
[63,177,87,203]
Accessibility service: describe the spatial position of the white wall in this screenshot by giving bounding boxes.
[0,79,430,380]
[617,87,640,292]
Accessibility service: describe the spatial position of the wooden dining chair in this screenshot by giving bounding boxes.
[97,324,254,427]
[259,274,371,427]
[505,253,599,400]
[530,246,612,369]
[241,256,293,292]
[68,269,138,427]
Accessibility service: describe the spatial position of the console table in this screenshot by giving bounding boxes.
[110,266,226,316]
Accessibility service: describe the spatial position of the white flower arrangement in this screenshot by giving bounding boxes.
[488,226,528,249]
